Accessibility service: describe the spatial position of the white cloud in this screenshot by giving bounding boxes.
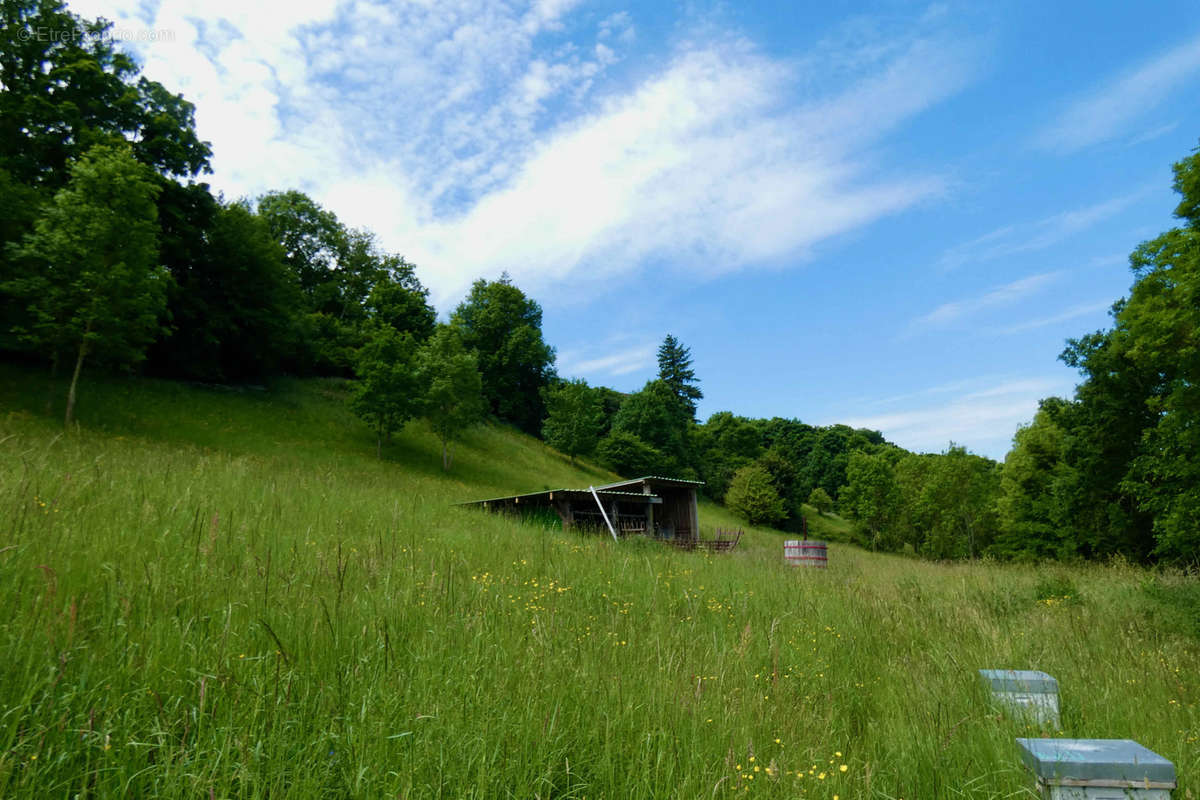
[939,191,1148,270]
[836,376,1075,458]
[995,300,1113,335]
[1036,33,1200,153]
[912,271,1062,329]
[557,346,656,379]
[69,1,979,307]
[598,11,635,45]
[1127,121,1180,147]
[556,331,659,380]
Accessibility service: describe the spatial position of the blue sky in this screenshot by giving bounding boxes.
[76,0,1200,458]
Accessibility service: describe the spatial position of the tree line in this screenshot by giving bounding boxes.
[833,146,1200,565]
[0,0,555,463]
[2,0,1195,563]
[541,143,1200,565]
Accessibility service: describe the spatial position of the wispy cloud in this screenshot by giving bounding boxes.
[1127,121,1180,147]
[559,333,662,381]
[557,343,656,379]
[1036,33,1200,153]
[994,300,1112,335]
[939,191,1148,270]
[912,271,1062,330]
[72,0,981,306]
[837,375,1075,458]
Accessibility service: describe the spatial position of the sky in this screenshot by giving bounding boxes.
[71,0,1200,459]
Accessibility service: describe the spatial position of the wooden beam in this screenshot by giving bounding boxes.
[589,486,619,542]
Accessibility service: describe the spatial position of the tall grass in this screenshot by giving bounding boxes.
[0,366,1196,798]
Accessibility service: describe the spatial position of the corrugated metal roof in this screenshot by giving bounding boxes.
[458,476,701,507]
[457,488,661,506]
[596,475,705,490]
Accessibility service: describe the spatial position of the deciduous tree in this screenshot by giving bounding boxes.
[611,379,691,470]
[542,379,604,463]
[6,144,166,424]
[0,0,210,187]
[840,450,901,550]
[596,430,667,478]
[351,325,424,458]
[420,326,485,470]
[725,464,786,527]
[450,275,555,434]
[807,487,833,516]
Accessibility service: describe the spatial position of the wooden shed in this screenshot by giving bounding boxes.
[462,476,704,545]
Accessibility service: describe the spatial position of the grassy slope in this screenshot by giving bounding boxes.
[0,365,1196,799]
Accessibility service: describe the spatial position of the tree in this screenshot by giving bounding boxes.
[364,255,436,341]
[807,487,833,516]
[5,145,166,424]
[1054,331,1157,559]
[256,190,346,306]
[256,190,357,375]
[450,275,555,434]
[0,166,44,354]
[798,425,882,501]
[1109,149,1200,560]
[657,334,703,418]
[725,464,786,527]
[541,379,604,463]
[756,447,803,527]
[918,445,1000,559]
[420,326,485,470]
[148,192,302,380]
[993,405,1072,560]
[839,450,901,550]
[693,411,763,499]
[611,379,691,471]
[596,430,669,478]
[0,0,210,187]
[351,326,424,458]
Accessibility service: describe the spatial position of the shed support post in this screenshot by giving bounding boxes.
[589,487,619,542]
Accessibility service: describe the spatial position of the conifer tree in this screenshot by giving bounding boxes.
[656,334,703,418]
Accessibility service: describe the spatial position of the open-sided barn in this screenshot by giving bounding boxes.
[462,476,704,545]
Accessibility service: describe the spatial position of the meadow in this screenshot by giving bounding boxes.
[0,365,1196,798]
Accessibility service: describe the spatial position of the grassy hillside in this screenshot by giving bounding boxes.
[0,365,1196,798]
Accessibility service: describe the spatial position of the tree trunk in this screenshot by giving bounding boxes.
[442,439,449,471]
[376,430,382,459]
[45,352,60,416]
[64,334,88,427]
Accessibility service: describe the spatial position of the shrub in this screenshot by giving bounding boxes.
[808,487,833,515]
[725,464,786,527]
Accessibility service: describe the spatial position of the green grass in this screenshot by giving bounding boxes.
[1,364,1196,798]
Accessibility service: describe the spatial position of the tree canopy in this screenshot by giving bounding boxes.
[450,275,555,435]
[6,144,166,423]
[725,464,786,527]
[541,379,604,464]
[420,326,486,471]
[657,334,702,418]
[351,326,424,458]
[0,0,210,187]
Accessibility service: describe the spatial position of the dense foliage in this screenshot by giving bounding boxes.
[4,144,165,423]
[541,378,605,464]
[450,275,556,435]
[990,146,1200,563]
